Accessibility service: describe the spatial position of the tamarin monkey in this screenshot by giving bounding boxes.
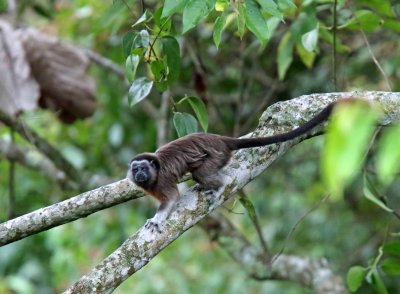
[127,99,356,233]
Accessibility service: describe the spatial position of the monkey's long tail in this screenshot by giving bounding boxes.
[226,102,335,150]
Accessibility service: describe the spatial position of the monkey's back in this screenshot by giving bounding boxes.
[155,133,232,180]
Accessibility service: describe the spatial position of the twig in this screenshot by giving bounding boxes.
[358,28,392,91]
[271,194,330,265]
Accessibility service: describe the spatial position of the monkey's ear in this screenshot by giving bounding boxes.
[150,159,160,170]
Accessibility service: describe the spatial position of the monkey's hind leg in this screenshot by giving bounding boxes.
[145,187,179,233]
[192,165,225,191]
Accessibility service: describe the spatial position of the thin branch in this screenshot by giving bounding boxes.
[358,27,392,91]
[84,48,126,80]
[0,108,82,187]
[0,138,67,185]
[271,194,330,265]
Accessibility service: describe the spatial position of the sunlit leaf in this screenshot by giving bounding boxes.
[277,31,293,80]
[132,10,152,28]
[122,31,149,57]
[322,101,379,197]
[347,266,366,292]
[301,24,319,52]
[215,0,229,11]
[173,112,198,137]
[128,77,153,107]
[139,30,150,48]
[125,54,140,82]
[182,0,216,33]
[244,0,269,46]
[376,124,400,185]
[296,42,316,68]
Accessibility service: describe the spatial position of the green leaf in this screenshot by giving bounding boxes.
[376,125,400,185]
[301,23,319,52]
[277,0,296,10]
[322,102,379,197]
[238,196,257,222]
[277,32,293,80]
[162,36,181,84]
[237,3,246,38]
[213,13,227,48]
[215,0,229,11]
[122,32,138,58]
[177,96,209,131]
[173,112,198,137]
[358,0,394,17]
[122,31,149,58]
[367,267,388,294]
[132,10,152,28]
[347,266,366,292]
[128,77,153,107]
[383,19,400,33]
[296,42,315,68]
[340,10,382,32]
[257,0,283,20]
[381,258,400,275]
[125,54,140,82]
[383,241,400,256]
[363,173,393,213]
[150,60,166,82]
[162,0,186,18]
[182,0,216,33]
[244,0,269,46]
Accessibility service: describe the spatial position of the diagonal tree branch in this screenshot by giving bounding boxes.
[62,91,400,293]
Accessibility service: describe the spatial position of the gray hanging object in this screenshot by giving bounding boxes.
[17,27,97,123]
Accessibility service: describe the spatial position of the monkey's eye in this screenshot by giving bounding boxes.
[132,167,138,172]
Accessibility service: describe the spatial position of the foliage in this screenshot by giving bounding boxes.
[0,0,400,293]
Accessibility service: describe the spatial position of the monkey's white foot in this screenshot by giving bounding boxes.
[144,219,163,234]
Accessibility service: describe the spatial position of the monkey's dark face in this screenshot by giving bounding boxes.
[127,156,159,188]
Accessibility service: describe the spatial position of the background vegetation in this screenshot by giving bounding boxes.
[1,0,400,293]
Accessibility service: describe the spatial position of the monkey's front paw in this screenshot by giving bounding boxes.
[145,219,162,234]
